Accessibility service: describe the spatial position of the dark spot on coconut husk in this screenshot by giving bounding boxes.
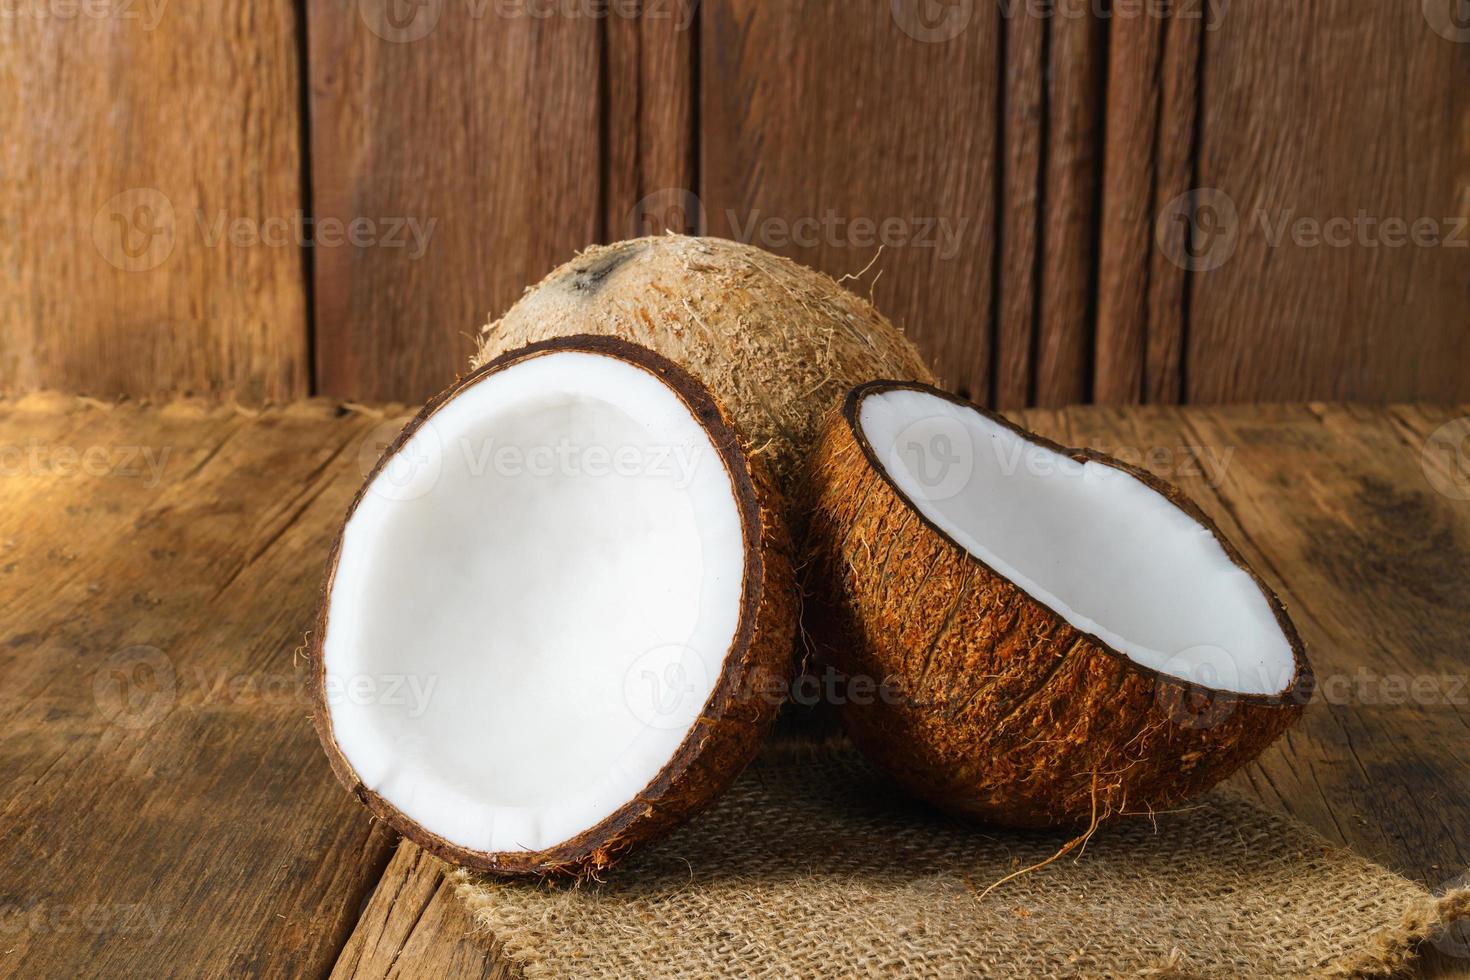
[566,242,644,295]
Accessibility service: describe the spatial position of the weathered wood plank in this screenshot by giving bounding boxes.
[1093,7,1200,405]
[606,1,699,240]
[0,3,309,403]
[307,1,602,403]
[701,0,998,400]
[329,843,510,980]
[1030,8,1106,408]
[1187,1,1470,404]
[993,5,1045,410]
[0,397,396,976]
[1,399,1464,976]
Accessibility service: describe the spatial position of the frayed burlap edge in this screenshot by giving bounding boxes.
[448,748,1470,979]
[1324,888,1470,979]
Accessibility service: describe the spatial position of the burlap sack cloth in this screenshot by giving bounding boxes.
[451,745,1470,978]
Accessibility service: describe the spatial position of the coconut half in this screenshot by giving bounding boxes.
[805,382,1313,827]
[312,336,796,874]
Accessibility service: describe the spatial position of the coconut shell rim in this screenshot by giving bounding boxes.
[311,334,782,876]
[838,379,1314,710]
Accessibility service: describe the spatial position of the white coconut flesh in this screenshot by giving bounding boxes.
[323,351,746,855]
[858,388,1296,697]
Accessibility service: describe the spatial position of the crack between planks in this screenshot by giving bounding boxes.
[386,864,444,977]
[313,831,402,980]
[210,429,361,601]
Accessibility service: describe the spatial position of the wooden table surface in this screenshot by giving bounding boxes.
[1,394,1467,978]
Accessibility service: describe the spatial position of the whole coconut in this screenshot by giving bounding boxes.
[474,235,936,498]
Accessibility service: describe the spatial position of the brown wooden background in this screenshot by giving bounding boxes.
[2,0,1467,409]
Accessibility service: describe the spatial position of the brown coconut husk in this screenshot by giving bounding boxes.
[312,336,800,876]
[473,236,936,501]
[802,381,1314,828]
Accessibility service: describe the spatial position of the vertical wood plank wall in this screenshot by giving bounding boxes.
[1,1,1466,407]
[0,2,310,403]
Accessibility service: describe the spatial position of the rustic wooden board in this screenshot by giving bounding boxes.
[0,395,404,975]
[992,5,1045,411]
[306,1,602,404]
[329,843,508,980]
[1030,9,1106,408]
[605,1,699,241]
[700,1,998,401]
[1092,7,1200,405]
[0,2,310,403]
[0,397,1466,976]
[1186,1,1470,404]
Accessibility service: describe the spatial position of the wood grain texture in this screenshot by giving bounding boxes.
[329,843,510,980]
[0,398,1465,975]
[1031,8,1106,407]
[307,0,602,404]
[993,5,1045,410]
[996,4,1109,409]
[0,2,309,403]
[1187,1,1470,404]
[605,0,699,239]
[0,396,398,976]
[701,0,997,401]
[1093,7,1201,405]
